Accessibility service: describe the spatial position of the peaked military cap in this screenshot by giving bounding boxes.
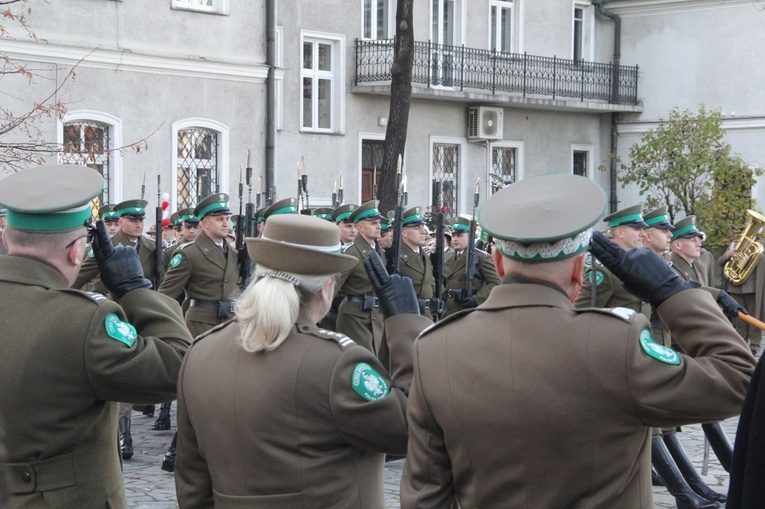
[671,215,702,241]
[643,206,673,230]
[195,193,230,219]
[115,199,148,219]
[380,218,390,233]
[350,200,384,223]
[332,204,358,223]
[478,174,607,262]
[603,203,647,229]
[0,164,103,232]
[255,207,267,224]
[177,207,200,225]
[147,224,157,234]
[98,204,119,221]
[313,207,335,221]
[247,214,357,275]
[449,216,473,233]
[402,206,424,227]
[170,212,182,228]
[0,209,6,216]
[263,198,298,221]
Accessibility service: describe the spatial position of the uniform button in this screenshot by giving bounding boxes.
[22,471,32,483]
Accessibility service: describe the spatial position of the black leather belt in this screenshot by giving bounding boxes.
[188,299,220,310]
[189,299,235,319]
[344,294,379,308]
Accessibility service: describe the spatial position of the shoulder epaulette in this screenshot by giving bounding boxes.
[476,248,490,256]
[299,324,355,350]
[573,306,637,323]
[59,288,109,304]
[192,318,236,344]
[177,241,195,250]
[418,308,476,339]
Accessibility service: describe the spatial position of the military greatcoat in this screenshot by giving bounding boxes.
[175,313,431,509]
[669,252,720,299]
[397,243,435,299]
[442,248,501,318]
[401,281,754,508]
[0,255,191,508]
[336,236,387,355]
[73,229,158,291]
[575,262,645,313]
[158,230,239,338]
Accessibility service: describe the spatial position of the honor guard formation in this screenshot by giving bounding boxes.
[1,165,765,508]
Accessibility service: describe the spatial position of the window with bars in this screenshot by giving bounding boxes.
[61,120,111,217]
[491,146,517,193]
[177,128,219,209]
[432,143,459,216]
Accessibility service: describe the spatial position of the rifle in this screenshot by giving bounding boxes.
[155,175,164,289]
[298,157,311,215]
[431,173,445,321]
[245,151,257,239]
[464,179,480,302]
[389,155,406,275]
[372,166,378,200]
[140,170,146,200]
[236,163,250,289]
[337,173,344,207]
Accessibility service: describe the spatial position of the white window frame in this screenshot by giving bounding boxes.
[429,136,467,214]
[488,0,515,54]
[430,0,466,47]
[571,143,594,180]
[361,0,395,40]
[275,26,284,132]
[300,30,346,134]
[572,1,594,62]
[171,118,229,211]
[487,140,524,190]
[171,0,229,15]
[57,110,124,204]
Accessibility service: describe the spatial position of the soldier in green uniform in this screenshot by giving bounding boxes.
[379,217,392,250]
[336,201,387,356]
[162,208,200,271]
[333,203,358,249]
[0,165,191,508]
[401,174,755,509]
[314,207,334,221]
[100,204,120,238]
[574,204,647,311]
[0,208,7,255]
[394,207,435,308]
[442,216,501,318]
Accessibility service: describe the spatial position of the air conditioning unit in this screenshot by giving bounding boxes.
[467,106,504,140]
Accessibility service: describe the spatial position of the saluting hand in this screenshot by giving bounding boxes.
[589,231,695,308]
[364,250,420,319]
[91,220,152,300]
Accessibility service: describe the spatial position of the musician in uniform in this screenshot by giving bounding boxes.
[574,203,647,311]
[0,165,191,508]
[442,216,501,318]
[336,201,386,356]
[394,207,435,307]
[400,174,755,508]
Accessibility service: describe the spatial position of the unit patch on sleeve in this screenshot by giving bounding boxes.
[105,313,137,348]
[170,253,183,268]
[639,328,681,365]
[87,247,94,259]
[590,269,605,286]
[351,362,389,401]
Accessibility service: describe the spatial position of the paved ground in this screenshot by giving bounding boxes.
[124,406,737,508]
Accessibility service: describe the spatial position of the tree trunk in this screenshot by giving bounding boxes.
[378,0,414,214]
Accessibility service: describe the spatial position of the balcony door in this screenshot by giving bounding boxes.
[431,0,463,87]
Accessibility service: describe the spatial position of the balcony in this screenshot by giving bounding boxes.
[353,39,641,113]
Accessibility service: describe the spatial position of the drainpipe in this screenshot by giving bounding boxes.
[593,0,621,213]
[265,0,276,204]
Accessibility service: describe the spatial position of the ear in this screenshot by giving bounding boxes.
[572,253,585,287]
[491,246,505,278]
[67,238,84,267]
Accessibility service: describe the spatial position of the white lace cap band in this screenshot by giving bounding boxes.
[260,235,341,254]
[259,271,301,286]
[496,228,592,262]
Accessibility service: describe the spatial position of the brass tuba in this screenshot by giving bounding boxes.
[723,209,765,285]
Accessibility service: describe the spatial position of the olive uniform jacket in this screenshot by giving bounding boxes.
[336,236,387,356]
[442,248,501,318]
[72,230,158,291]
[0,255,192,508]
[575,262,645,313]
[158,230,239,338]
[397,243,435,299]
[669,252,721,299]
[401,279,755,508]
[175,313,432,508]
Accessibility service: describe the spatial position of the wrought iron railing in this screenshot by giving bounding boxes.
[355,39,639,105]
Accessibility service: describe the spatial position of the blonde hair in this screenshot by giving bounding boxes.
[235,265,330,353]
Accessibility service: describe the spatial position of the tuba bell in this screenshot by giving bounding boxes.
[723,209,765,285]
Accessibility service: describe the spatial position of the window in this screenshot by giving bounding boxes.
[176,127,219,209]
[432,142,460,216]
[60,115,121,217]
[572,2,592,62]
[491,146,517,192]
[171,0,229,15]
[572,145,594,179]
[490,0,514,53]
[363,0,393,40]
[430,0,465,87]
[301,32,345,133]
[361,139,385,202]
